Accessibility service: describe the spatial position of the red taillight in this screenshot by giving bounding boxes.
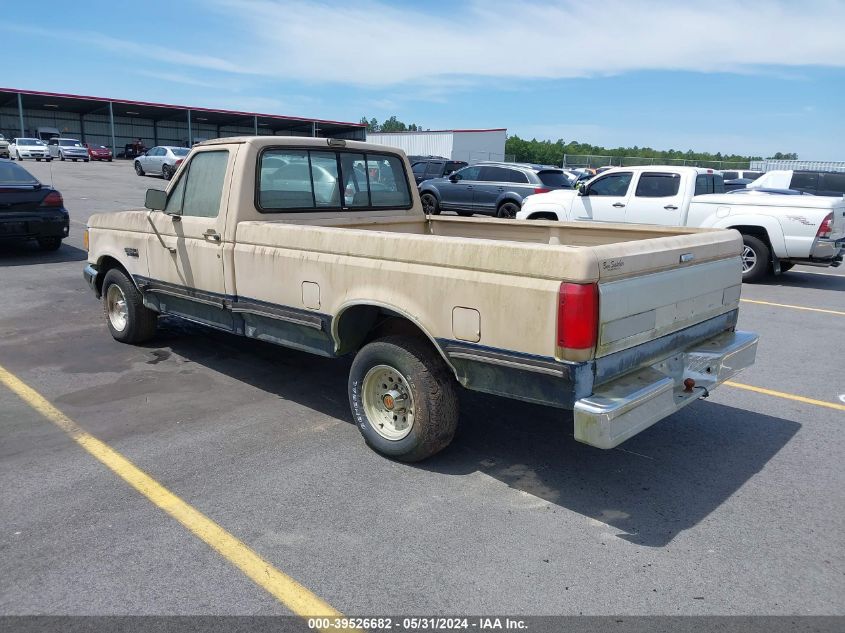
[175,159,183,166]
[533,187,552,194]
[40,191,63,208]
[817,213,833,239]
[557,282,598,351]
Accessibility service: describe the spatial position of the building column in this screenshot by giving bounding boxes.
[311,121,317,137]
[17,93,25,136]
[109,101,116,156]
[153,119,159,146]
[187,109,192,146]
[79,113,86,143]
[254,115,258,135]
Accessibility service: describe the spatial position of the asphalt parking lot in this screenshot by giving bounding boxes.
[1,159,843,618]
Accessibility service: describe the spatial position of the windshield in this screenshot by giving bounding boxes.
[171,148,190,157]
[59,139,82,147]
[17,138,40,145]
[537,170,573,188]
[0,161,40,185]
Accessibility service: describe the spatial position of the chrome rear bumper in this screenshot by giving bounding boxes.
[573,330,758,449]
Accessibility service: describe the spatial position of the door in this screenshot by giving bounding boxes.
[146,149,232,303]
[622,171,685,225]
[440,165,480,211]
[472,166,528,214]
[570,171,633,222]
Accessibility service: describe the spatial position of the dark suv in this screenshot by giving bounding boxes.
[411,157,468,185]
[418,162,573,218]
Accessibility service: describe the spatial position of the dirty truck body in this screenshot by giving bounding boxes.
[84,137,758,461]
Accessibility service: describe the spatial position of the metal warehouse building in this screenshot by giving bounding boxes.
[367,129,507,163]
[0,87,366,155]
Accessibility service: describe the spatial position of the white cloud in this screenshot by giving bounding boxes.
[206,0,845,86]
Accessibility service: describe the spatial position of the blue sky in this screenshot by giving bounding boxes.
[4,0,844,159]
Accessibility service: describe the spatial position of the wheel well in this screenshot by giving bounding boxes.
[95,256,129,295]
[497,198,520,210]
[334,305,443,359]
[729,225,770,246]
[528,212,558,221]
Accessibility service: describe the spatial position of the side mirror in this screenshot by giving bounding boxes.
[449,174,461,183]
[578,184,588,196]
[145,188,168,211]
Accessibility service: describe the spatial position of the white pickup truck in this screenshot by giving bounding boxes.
[83,138,758,462]
[518,166,845,282]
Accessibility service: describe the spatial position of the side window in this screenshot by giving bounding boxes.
[504,169,529,184]
[819,172,845,196]
[444,161,465,175]
[589,172,633,196]
[168,150,229,218]
[635,172,681,197]
[455,166,480,181]
[790,172,818,193]
[744,171,763,180]
[412,162,427,176]
[722,171,738,180]
[424,162,444,178]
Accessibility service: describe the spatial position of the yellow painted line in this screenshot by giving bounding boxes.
[740,298,845,317]
[725,381,845,412]
[0,364,343,622]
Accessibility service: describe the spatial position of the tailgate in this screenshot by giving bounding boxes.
[590,229,744,358]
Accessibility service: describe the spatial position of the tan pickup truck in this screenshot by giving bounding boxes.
[83,137,758,461]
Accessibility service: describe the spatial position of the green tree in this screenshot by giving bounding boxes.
[360,115,423,133]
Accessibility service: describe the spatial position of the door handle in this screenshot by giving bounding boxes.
[497,187,505,191]
[612,203,625,208]
[203,229,221,242]
[466,186,473,190]
[664,205,679,210]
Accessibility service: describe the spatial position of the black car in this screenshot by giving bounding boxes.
[411,157,468,185]
[0,159,69,250]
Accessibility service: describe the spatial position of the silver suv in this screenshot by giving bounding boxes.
[418,162,572,218]
[48,138,90,162]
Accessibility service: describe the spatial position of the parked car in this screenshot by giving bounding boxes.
[84,143,113,161]
[411,158,468,185]
[0,134,9,159]
[8,138,51,161]
[518,166,844,282]
[134,146,191,180]
[721,170,763,181]
[0,159,69,250]
[47,138,90,162]
[419,162,573,218]
[748,170,845,197]
[723,177,754,192]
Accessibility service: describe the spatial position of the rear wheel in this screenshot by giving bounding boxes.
[741,234,771,283]
[496,201,520,219]
[349,335,458,462]
[161,164,173,180]
[420,192,440,215]
[134,161,145,176]
[457,211,474,217]
[37,237,62,251]
[101,268,157,344]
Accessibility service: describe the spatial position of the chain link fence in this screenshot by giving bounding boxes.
[561,154,753,170]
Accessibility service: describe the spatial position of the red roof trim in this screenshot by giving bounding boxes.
[370,128,507,134]
[0,87,366,128]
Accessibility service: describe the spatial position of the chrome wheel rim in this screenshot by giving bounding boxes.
[742,245,757,273]
[106,284,128,332]
[361,364,415,441]
[422,195,435,213]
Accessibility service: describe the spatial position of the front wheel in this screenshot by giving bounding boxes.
[741,234,771,283]
[60,152,65,161]
[134,161,145,176]
[349,335,459,462]
[420,192,440,215]
[779,262,795,273]
[37,237,62,251]
[496,201,520,219]
[101,268,158,344]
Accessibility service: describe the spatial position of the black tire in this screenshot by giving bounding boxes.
[457,211,474,217]
[45,157,52,162]
[83,158,89,163]
[60,152,65,161]
[420,192,440,215]
[349,335,459,462]
[779,263,794,272]
[741,234,771,283]
[36,237,62,251]
[108,158,113,162]
[72,158,78,162]
[161,164,172,180]
[101,268,157,344]
[496,201,520,219]
[35,158,41,162]
[134,161,145,176]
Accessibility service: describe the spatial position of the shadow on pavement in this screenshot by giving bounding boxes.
[0,241,87,266]
[757,270,844,290]
[149,319,799,548]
